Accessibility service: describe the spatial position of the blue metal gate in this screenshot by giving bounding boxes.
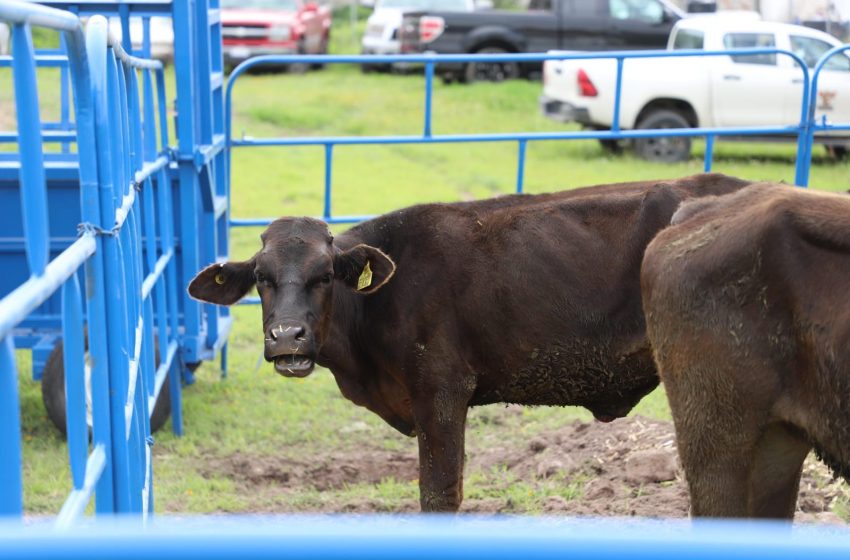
[0,0,229,522]
[224,46,846,237]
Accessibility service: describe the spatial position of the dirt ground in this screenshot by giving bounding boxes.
[193,415,847,522]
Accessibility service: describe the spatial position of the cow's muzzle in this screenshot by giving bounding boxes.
[265,322,316,377]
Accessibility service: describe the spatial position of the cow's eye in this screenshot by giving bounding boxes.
[255,272,270,285]
[321,273,333,285]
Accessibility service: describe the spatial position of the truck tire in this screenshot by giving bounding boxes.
[289,39,309,74]
[312,33,329,70]
[463,46,519,84]
[634,110,691,163]
[41,338,171,437]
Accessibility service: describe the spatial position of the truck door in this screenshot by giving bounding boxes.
[712,31,795,128]
[558,0,614,51]
[523,0,561,54]
[785,34,850,132]
[607,0,679,50]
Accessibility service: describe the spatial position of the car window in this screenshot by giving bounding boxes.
[571,0,608,17]
[609,0,664,24]
[723,32,776,66]
[790,34,850,72]
[672,29,704,50]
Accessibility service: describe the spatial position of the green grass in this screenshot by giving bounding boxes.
[9,51,850,516]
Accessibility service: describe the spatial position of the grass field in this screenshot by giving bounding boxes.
[8,36,850,515]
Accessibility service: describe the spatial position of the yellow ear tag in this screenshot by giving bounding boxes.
[357,261,373,291]
[215,273,226,285]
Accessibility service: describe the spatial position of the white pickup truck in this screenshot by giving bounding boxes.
[539,16,850,162]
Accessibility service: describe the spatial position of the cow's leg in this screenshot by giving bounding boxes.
[748,422,810,519]
[664,362,763,518]
[410,375,473,513]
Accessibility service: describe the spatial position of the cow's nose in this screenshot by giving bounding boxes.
[267,323,308,346]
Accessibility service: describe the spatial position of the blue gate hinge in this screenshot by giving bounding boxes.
[146,436,155,447]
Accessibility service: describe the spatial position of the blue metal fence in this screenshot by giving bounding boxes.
[224,46,831,236]
[0,0,229,522]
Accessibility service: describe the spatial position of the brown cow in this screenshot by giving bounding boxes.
[189,173,752,512]
[642,183,850,519]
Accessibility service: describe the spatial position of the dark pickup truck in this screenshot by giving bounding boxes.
[400,0,685,82]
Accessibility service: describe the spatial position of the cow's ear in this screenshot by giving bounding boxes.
[188,259,256,305]
[334,244,396,294]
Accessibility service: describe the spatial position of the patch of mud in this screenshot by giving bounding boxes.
[202,450,418,493]
[195,416,846,521]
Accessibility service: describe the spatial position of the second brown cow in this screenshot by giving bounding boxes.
[642,183,850,519]
[189,173,751,512]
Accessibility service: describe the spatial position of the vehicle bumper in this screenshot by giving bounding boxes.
[361,36,401,55]
[538,95,592,125]
[223,44,297,64]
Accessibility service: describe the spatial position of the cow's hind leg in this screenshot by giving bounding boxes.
[748,422,810,519]
[663,362,763,518]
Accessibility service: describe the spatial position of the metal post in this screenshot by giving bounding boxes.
[424,62,434,137]
[515,140,527,194]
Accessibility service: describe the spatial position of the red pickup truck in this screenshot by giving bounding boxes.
[221,0,331,70]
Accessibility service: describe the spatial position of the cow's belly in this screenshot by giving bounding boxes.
[469,338,659,419]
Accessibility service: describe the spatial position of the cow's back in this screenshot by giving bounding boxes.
[336,173,753,420]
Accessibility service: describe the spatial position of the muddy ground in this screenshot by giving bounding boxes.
[193,415,847,522]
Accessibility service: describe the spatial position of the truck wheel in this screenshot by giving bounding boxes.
[312,34,329,70]
[634,110,691,163]
[463,47,519,83]
[41,338,171,437]
[289,40,309,74]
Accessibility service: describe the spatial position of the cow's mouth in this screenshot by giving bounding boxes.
[274,355,315,377]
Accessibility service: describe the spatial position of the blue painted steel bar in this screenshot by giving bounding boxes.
[515,140,526,194]
[2,517,850,558]
[424,62,434,137]
[61,274,87,491]
[0,54,70,67]
[704,134,715,172]
[0,130,78,143]
[0,337,22,516]
[612,56,624,133]
[324,144,333,220]
[56,444,106,528]
[11,22,50,276]
[59,34,72,155]
[231,125,805,147]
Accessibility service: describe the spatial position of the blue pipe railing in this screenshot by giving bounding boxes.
[2,516,850,558]
[225,47,813,232]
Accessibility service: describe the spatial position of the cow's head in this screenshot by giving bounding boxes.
[188,218,396,377]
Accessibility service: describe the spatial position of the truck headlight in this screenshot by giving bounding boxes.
[269,25,290,41]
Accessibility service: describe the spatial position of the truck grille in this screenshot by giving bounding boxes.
[222,24,269,39]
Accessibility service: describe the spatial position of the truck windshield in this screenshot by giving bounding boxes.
[378,0,469,10]
[222,0,299,9]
